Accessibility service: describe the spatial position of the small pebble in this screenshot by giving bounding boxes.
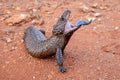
[79,5,90,13]
[91,3,99,8]
[5,10,11,14]
[94,13,102,17]
[32,76,35,79]
[15,6,21,10]
[47,74,53,80]
[114,26,119,30]
[6,38,12,43]
[87,17,96,21]
[11,46,17,50]
[32,17,44,25]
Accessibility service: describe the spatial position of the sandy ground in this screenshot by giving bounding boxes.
[0,0,120,80]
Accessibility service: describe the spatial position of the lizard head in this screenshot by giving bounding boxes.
[52,9,92,36]
[52,9,71,35]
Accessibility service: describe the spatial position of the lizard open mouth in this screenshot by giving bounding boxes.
[64,21,75,32]
[64,20,92,33]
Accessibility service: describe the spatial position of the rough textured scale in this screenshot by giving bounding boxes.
[23,10,91,73]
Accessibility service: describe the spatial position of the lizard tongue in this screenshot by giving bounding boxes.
[64,20,92,32]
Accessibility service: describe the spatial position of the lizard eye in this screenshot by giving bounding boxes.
[61,17,65,21]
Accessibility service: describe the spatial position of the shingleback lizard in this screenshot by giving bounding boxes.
[23,10,92,73]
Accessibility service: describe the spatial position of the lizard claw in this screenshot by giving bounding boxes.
[59,66,66,73]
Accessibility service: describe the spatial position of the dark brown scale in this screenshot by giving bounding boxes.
[24,27,65,58]
[23,10,91,73]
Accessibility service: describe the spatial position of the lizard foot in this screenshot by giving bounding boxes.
[59,66,66,73]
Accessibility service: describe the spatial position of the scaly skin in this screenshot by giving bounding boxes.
[23,10,91,73]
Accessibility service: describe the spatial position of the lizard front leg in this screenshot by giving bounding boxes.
[39,29,45,35]
[56,45,66,73]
